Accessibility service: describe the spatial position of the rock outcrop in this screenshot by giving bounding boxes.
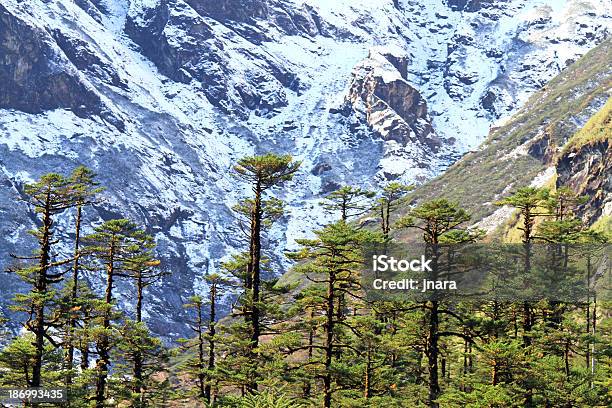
[345,48,442,179]
[0,6,101,117]
[347,48,435,145]
[0,0,609,341]
[557,138,611,224]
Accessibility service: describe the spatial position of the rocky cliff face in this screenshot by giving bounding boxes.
[0,0,609,340]
[557,138,611,224]
[0,5,100,117]
[345,47,441,181]
[405,39,611,239]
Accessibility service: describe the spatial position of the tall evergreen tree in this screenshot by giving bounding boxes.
[321,186,375,222]
[65,166,102,387]
[233,153,300,391]
[181,273,228,404]
[290,221,377,408]
[396,199,476,408]
[84,219,155,407]
[495,187,549,345]
[124,240,162,405]
[378,182,414,239]
[10,173,77,387]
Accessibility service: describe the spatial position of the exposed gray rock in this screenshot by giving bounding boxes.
[346,48,440,155]
[0,6,101,117]
[0,0,609,342]
[557,139,611,224]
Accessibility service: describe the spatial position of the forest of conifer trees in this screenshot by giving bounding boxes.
[0,154,610,407]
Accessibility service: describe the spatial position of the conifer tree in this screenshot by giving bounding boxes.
[181,295,207,400]
[321,185,376,338]
[545,186,588,221]
[121,243,163,404]
[0,314,6,344]
[181,273,228,404]
[289,221,377,408]
[233,153,300,391]
[65,166,102,387]
[396,199,476,408]
[0,333,65,392]
[114,319,167,407]
[576,229,609,385]
[321,186,375,221]
[378,182,414,239]
[495,187,549,345]
[202,273,225,403]
[495,187,549,277]
[10,173,77,388]
[0,333,37,387]
[84,219,155,407]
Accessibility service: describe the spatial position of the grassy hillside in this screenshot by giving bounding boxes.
[402,38,612,227]
[563,97,612,152]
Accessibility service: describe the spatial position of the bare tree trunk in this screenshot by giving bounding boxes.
[32,191,53,388]
[427,300,440,408]
[95,242,115,408]
[591,293,597,383]
[80,308,90,371]
[302,308,314,398]
[196,302,205,399]
[66,204,83,390]
[323,270,336,408]
[247,181,262,392]
[205,283,217,403]
[364,347,372,399]
[492,360,499,386]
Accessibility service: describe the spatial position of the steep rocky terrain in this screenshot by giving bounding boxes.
[556,98,611,225]
[0,0,609,339]
[403,38,611,238]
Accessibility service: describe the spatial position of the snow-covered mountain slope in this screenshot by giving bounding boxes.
[404,38,611,239]
[0,0,609,339]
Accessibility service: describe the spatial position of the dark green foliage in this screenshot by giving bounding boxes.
[322,186,376,221]
[1,160,610,408]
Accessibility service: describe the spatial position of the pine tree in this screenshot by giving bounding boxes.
[0,333,37,387]
[10,173,77,388]
[576,229,609,388]
[321,186,375,222]
[181,295,207,400]
[0,312,7,344]
[0,333,65,391]
[378,182,414,239]
[114,319,167,407]
[233,153,300,391]
[124,246,163,403]
[181,273,228,404]
[395,199,476,408]
[65,166,102,388]
[202,273,225,403]
[289,221,378,408]
[495,187,549,344]
[321,185,376,334]
[83,219,155,407]
[545,187,588,222]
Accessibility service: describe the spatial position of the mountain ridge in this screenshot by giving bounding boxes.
[400,42,611,246]
[0,0,610,340]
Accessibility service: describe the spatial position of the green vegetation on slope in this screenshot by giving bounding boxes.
[405,39,612,224]
[563,96,612,153]
[592,215,612,236]
[2,161,611,408]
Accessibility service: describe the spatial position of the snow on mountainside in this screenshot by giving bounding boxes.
[0,0,609,339]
